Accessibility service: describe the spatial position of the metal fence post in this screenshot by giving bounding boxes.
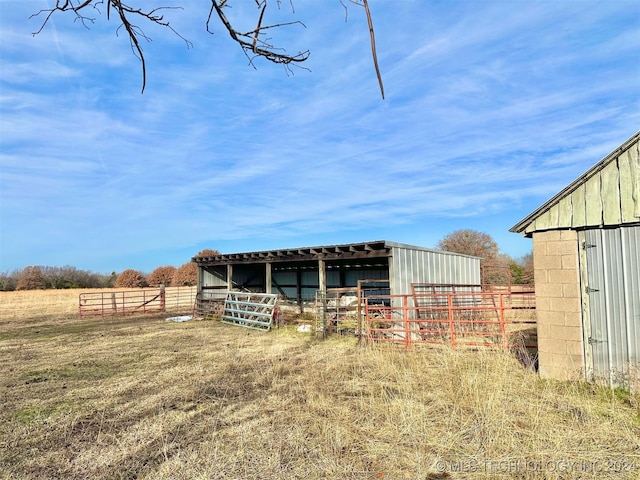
[500,293,507,349]
[448,294,456,348]
[403,295,411,350]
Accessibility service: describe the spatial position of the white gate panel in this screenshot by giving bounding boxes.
[221,292,278,331]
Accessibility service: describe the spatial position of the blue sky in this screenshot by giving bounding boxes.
[1,0,639,274]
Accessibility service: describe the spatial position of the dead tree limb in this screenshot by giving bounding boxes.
[31,1,384,98]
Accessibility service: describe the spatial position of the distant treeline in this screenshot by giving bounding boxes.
[0,266,116,291]
[0,260,203,292]
[0,250,219,292]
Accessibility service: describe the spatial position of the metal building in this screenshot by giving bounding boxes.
[193,240,480,304]
[511,131,640,386]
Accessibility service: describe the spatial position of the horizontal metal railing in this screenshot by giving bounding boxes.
[78,287,196,317]
[365,291,536,350]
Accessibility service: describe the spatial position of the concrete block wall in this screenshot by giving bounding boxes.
[532,230,585,380]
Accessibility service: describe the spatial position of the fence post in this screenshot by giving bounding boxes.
[160,285,166,312]
[448,294,456,348]
[500,293,507,350]
[403,295,411,350]
[364,299,370,345]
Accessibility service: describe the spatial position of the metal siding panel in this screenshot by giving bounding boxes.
[571,184,587,228]
[601,160,622,225]
[558,195,573,228]
[535,210,552,230]
[273,271,296,284]
[585,225,640,385]
[619,149,634,222]
[621,226,640,365]
[234,268,257,286]
[202,267,227,287]
[619,142,640,222]
[301,270,319,285]
[633,141,640,219]
[585,174,603,225]
[390,247,480,295]
[548,203,560,229]
[601,229,628,377]
[584,229,610,377]
[326,270,340,288]
[343,269,387,284]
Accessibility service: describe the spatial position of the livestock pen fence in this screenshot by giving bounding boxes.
[365,287,536,351]
[313,281,536,355]
[78,286,197,317]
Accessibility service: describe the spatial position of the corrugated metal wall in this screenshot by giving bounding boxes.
[389,246,481,296]
[582,225,640,386]
[202,266,227,287]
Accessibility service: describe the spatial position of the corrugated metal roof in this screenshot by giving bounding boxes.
[193,240,480,265]
[511,131,640,237]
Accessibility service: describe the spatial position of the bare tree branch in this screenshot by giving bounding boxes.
[362,0,384,99]
[346,0,384,99]
[31,1,384,98]
[31,1,193,93]
[207,0,310,68]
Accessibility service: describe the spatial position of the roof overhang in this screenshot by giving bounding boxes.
[193,240,390,266]
[510,130,640,237]
[193,240,480,266]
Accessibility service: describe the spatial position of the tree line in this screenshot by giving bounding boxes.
[0,249,220,292]
[1,231,534,292]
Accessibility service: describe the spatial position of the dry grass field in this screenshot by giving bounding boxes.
[1,289,639,479]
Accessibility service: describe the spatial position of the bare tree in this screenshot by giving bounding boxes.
[436,229,499,261]
[16,266,47,290]
[30,1,384,97]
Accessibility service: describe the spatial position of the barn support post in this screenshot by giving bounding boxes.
[196,265,201,292]
[227,265,234,291]
[296,267,303,313]
[265,262,272,294]
[318,259,326,295]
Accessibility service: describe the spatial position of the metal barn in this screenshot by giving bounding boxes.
[193,240,480,304]
[511,131,640,386]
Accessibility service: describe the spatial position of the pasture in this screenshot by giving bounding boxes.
[0,289,639,479]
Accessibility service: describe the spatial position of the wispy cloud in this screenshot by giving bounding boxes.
[1,0,638,272]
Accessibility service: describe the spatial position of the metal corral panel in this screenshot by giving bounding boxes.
[389,245,481,296]
[582,225,640,385]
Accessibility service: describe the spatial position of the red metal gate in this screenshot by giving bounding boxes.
[79,288,166,317]
[365,291,535,350]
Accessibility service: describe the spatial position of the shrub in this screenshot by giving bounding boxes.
[147,266,176,287]
[114,269,146,288]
